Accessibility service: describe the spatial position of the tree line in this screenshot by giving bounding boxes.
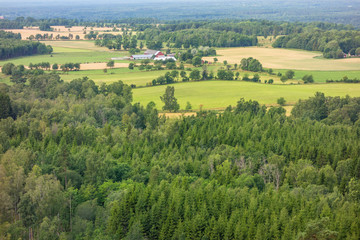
[0,32,52,60]
[272,29,360,59]
[137,28,258,48]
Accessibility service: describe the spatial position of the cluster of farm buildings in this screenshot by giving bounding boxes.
[130,49,177,61]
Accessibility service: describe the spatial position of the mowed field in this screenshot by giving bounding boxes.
[277,69,360,82]
[203,47,360,71]
[133,81,360,110]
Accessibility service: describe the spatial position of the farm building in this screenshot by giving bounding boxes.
[144,49,158,55]
[130,55,153,60]
[154,51,164,58]
[154,56,177,61]
[144,49,164,58]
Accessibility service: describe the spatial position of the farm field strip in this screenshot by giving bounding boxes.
[204,47,360,71]
[132,81,360,110]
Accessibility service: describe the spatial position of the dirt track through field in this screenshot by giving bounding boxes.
[80,63,129,70]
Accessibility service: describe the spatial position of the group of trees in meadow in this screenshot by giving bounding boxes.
[0,31,52,60]
[1,78,360,239]
[93,32,138,51]
[240,57,263,72]
[273,30,360,59]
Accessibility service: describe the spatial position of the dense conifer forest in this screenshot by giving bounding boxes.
[0,72,360,239]
[0,30,52,60]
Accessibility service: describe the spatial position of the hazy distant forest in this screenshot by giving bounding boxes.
[1,0,360,27]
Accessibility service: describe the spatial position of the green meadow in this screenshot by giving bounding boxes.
[276,69,360,82]
[1,40,360,111]
[60,69,171,86]
[133,81,360,110]
[0,49,126,66]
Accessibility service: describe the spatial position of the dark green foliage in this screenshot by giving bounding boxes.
[139,28,257,48]
[0,38,52,60]
[160,86,180,112]
[292,92,360,124]
[240,57,263,72]
[1,71,360,239]
[302,74,314,83]
[285,70,295,79]
[217,69,234,80]
[277,97,286,106]
[0,92,14,119]
[272,30,360,59]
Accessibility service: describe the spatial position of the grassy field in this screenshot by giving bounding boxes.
[276,69,360,83]
[0,48,127,66]
[133,81,360,110]
[0,40,130,67]
[204,47,360,71]
[60,69,169,86]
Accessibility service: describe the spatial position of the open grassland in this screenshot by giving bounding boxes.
[60,67,219,86]
[204,47,360,71]
[3,26,128,40]
[60,69,170,86]
[41,40,112,52]
[276,69,360,83]
[0,42,128,66]
[133,81,360,110]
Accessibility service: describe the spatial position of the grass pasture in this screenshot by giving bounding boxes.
[0,41,129,66]
[133,81,360,110]
[277,70,360,83]
[60,69,170,86]
[204,47,360,71]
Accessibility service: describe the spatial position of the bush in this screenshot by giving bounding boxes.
[277,97,286,106]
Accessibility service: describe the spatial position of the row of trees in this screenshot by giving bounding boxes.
[158,20,354,36]
[94,33,138,50]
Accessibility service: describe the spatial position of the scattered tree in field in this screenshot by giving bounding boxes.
[281,75,288,84]
[277,97,286,106]
[128,63,134,70]
[189,69,201,81]
[302,74,314,83]
[223,60,228,66]
[285,70,295,79]
[52,63,58,70]
[160,86,180,112]
[107,60,115,68]
[213,58,218,63]
[185,101,192,110]
[192,56,202,67]
[241,57,263,72]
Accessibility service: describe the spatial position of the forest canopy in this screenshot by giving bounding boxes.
[0,70,359,239]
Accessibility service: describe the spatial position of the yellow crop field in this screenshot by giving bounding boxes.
[204,47,360,71]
